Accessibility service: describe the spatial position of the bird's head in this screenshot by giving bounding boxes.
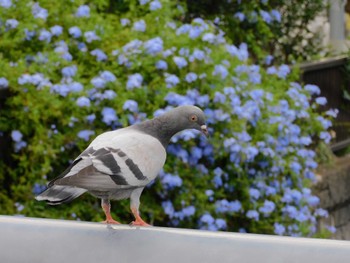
[166,105,208,136]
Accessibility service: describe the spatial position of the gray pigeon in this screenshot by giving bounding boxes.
[36,105,208,226]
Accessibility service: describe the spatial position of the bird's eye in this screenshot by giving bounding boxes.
[190,115,198,122]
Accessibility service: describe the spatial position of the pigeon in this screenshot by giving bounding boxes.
[36,105,208,226]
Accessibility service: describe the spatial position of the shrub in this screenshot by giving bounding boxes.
[0,0,335,236]
[184,0,326,63]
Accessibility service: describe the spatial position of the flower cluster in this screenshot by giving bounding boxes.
[0,0,335,237]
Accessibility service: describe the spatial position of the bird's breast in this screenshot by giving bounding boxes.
[89,130,167,187]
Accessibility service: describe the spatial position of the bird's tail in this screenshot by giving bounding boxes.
[35,185,87,205]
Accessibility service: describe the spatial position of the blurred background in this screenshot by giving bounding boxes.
[1,0,350,240]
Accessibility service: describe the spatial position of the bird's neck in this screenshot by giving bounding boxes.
[134,116,182,149]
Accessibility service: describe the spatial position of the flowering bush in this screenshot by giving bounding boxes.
[185,0,326,63]
[0,0,336,236]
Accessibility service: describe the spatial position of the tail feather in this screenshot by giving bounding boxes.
[36,185,87,205]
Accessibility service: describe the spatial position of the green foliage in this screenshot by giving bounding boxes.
[0,0,335,236]
[184,0,326,63]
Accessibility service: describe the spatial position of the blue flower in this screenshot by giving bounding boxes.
[102,107,118,125]
[167,144,189,162]
[32,3,48,20]
[150,0,162,10]
[122,39,143,54]
[139,0,150,5]
[102,90,117,100]
[290,161,302,173]
[212,173,223,188]
[100,71,116,82]
[133,20,146,32]
[320,131,331,143]
[171,130,197,142]
[144,37,163,55]
[179,48,190,57]
[249,188,260,199]
[185,72,197,83]
[304,84,320,95]
[274,223,286,235]
[5,19,18,29]
[24,29,35,40]
[173,56,188,68]
[69,82,83,92]
[161,173,183,189]
[165,73,180,88]
[315,97,327,105]
[306,195,320,207]
[213,91,226,103]
[205,189,214,197]
[51,84,70,97]
[189,49,205,62]
[176,24,191,35]
[156,60,168,70]
[76,96,90,107]
[127,73,143,89]
[202,32,216,43]
[246,210,259,221]
[270,9,282,22]
[234,12,245,21]
[244,146,259,161]
[260,10,272,23]
[162,200,175,218]
[123,100,138,113]
[277,64,290,79]
[215,219,227,230]
[182,206,195,217]
[61,65,77,78]
[188,26,203,39]
[120,18,130,26]
[215,199,241,213]
[314,208,328,218]
[38,30,52,43]
[77,42,87,52]
[265,55,273,65]
[0,0,11,8]
[213,64,228,79]
[317,116,332,130]
[267,66,277,74]
[77,130,95,141]
[91,77,106,88]
[283,205,298,219]
[76,5,90,17]
[86,114,96,123]
[90,49,107,61]
[200,213,215,224]
[32,183,47,195]
[84,31,100,43]
[11,130,23,142]
[0,77,9,89]
[259,200,276,214]
[325,108,338,118]
[265,186,277,196]
[69,26,82,38]
[50,25,63,36]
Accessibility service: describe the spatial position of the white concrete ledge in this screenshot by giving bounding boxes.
[1,215,350,263]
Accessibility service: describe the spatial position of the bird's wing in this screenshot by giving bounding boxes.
[51,129,166,191]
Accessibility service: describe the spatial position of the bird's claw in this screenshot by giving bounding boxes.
[129,220,151,227]
[101,219,121,224]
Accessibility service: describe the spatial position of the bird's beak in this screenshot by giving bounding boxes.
[201,125,209,136]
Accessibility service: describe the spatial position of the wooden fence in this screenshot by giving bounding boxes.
[301,56,350,151]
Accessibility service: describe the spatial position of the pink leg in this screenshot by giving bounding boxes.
[101,198,120,224]
[130,207,151,227]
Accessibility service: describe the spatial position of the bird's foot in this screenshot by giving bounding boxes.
[102,219,121,224]
[130,219,151,227]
